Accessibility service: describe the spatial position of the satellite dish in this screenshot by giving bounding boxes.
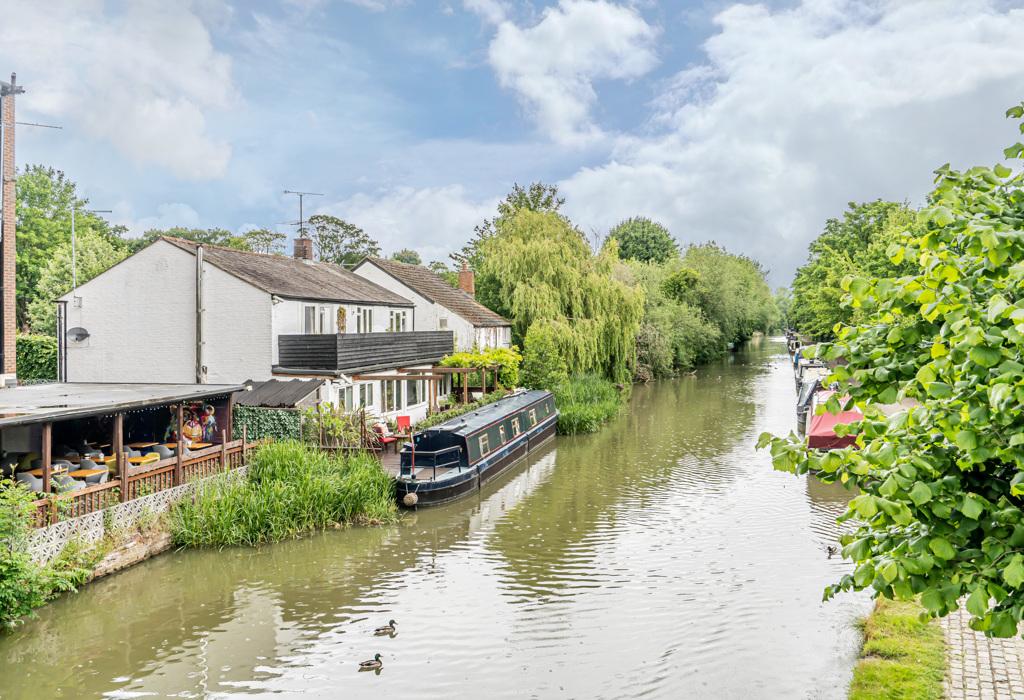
[67,327,90,342]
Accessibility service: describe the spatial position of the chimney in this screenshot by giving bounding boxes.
[458,261,475,297]
[0,73,22,383]
[293,236,314,261]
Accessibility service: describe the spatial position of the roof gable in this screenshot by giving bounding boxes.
[163,237,413,307]
[360,258,510,327]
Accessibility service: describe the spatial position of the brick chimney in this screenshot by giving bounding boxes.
[458,261,475,297]
[293,236,314,261]
[0,73,22,382]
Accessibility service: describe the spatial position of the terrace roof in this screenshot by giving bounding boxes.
[0,383,244,428]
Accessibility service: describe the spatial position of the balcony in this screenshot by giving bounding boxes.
[276,331,455,375]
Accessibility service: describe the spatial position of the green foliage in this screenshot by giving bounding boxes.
[477,209,643,383]
[553,375,625,435]
[773,287,792,330]
[169,441,397,547]
[127,226,251,254]
[307,214,381,267]
[428,261,459,288]
[27,228,130,333]
[416,389,510,430]
[300,403,364,447]
[520,321,569,390]
[848,599,945,700]
[761,108,1024,635]
[439,346,523,387]
[16,334,57,381]
[607,217,678,264]
[455,181,566,268]
[391,248,422,265]
[232,406,301,442]
[240,228,287,254]
[790,201,918,340]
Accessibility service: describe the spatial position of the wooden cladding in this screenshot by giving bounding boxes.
[278,331,455,374]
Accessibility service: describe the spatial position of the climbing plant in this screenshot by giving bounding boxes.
[439,346,523,387]
[232,406,301,442]
[760,102,1024,636]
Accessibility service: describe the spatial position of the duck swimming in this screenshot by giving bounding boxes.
[374,619,397,636]
[359,653,383,671]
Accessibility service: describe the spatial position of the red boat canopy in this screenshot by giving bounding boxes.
[807,409,862,450]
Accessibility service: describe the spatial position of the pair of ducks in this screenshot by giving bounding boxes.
[359,620,397,671]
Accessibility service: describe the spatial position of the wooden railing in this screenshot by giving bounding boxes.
[30,438,254,527]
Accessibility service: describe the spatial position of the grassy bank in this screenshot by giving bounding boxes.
[170,441,397,547]
[849,599,945,700]
[554,375,628,435]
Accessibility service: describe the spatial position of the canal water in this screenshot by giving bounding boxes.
[0,336,869,699]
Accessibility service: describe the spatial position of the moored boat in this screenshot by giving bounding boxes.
[395,389,558,507]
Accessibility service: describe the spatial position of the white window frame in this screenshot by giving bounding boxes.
[356,307,374,333]
[303,305,317,334]
[479,434,490,455]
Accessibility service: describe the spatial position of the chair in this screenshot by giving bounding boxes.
[85,470,109,486]
[15,472,45,493]
[396,415,411,433]
[53,475,85,492]
[372,424,399,453]
[151,445,175,459]
[79,458,99,470]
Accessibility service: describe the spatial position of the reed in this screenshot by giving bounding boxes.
[169,441,397,547]
[554,375,626,435]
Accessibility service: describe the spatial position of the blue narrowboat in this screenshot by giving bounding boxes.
[395,389,558,507]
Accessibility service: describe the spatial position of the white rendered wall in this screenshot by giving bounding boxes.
[202,263,273,383]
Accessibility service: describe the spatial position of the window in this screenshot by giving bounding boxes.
[388,310,408,332]
[529,409,537,427]
[439,317,448,330]
[407,380,421,405]
[338,386,354,411]
[511,417,521,436]
[479,434,490,455]
[356,307,374,333]
[359,383,375,407]
[319,306,330,333]
[498,425,506,444]
[303,305,317,334]
[384,380,395,412]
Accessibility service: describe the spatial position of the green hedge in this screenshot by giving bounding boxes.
[232,406,301,442]
[16,334,57,382]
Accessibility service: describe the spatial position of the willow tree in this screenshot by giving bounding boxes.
[477,209,643,383]
[761,103,1024,636]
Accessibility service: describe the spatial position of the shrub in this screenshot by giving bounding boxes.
[232,405,301,441]
[16,334,57,382]
[439,346,523,387]
[169,441,397,547]
[417,389,510,430]
[521,322,569,390]
[553,375,625,435]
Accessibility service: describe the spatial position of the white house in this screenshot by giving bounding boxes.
[353,258,512,351]
[58,237,454,423]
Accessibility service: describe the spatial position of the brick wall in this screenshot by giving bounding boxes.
[1,82,16,377]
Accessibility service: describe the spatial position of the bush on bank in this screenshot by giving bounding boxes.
[554,375,626,435]
[169,441,397,547]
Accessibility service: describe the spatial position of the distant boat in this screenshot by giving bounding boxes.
[395,389,558,507]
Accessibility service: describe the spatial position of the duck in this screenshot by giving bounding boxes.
[826,545,838,559]
[359,653,383,671]
[374,619,397,636]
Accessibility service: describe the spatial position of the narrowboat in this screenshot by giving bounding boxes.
[395,389,558,507]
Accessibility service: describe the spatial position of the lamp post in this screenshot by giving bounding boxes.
[71,205,112,291]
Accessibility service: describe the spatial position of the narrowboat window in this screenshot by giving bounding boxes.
[529,409,537,426]
[479,434,490,454]
[511,417,520,436]
[498,425,506,443]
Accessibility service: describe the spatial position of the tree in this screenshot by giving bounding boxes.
[14,166,119,328]
[127,227,250,254]
[241,228,286,254]
[27,229,130,333]
[454,182,568,268]
[607,217,678,263]
[477,209,643,383]
[391,248,422,265]
[520,322,569,390]
[307,214,381,267]
[428,261,458,288]
[761,103,1024,636]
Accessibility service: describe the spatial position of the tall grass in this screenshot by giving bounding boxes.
[170,441,397,547]
[554,375,627,435]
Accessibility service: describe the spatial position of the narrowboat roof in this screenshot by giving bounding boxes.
[430,390,552,436]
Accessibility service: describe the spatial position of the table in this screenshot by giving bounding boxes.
[127,441,159,449]
[69,468,107,479]
[189,442,213,449]
[28,465,69,477]
[128,455,160,465]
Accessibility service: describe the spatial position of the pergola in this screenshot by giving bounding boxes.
[399,365,501,405]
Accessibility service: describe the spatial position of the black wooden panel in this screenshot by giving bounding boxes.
[278,332,455,373]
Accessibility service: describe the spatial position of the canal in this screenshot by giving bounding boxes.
[0,336,870,699]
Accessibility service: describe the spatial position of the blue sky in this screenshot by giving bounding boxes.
[4,0,1024,283]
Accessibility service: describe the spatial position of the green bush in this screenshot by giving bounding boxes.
[232,405,301,441]
[16,334,57,382]
[521,322,569,390]
[439,346,523,387]
[553,375,625,435]
[169,441,397,547]
[416,390,509,430]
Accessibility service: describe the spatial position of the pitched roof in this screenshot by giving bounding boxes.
[361,258,510,327]
[235,379,324,408]
[162,237,413,307]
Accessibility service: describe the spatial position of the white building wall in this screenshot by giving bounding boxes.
[202,264,273,384]
[62,241,198,383]
[353,263,438,332]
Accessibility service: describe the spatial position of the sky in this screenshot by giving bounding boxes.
[2,0,1024,284]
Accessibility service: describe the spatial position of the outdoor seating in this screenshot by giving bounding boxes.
[84,471,109,485]
[151,445,175,459]
[372,424,399,453]
[15,472,44,492]
[53,474,85,492]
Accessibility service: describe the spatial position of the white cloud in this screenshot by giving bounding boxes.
[113,202,202,236]
[463,0,508,25]
[0,0,236,180]
[486,0,659,146]
[319,185,497,263]
[559,0,1024,282]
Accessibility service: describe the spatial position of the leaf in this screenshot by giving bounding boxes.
[879,560,899,583]
[879,475,898,497]
[994,163,1012,178]
[930,206,955,227]
[1004,554,1024,588]
[920,588,944,613]
[966,586,990,617]
[990,611,1018,638]
[929,537,956,560]
[960,494,984,520]
[955,430,978,451]
[927,382,952,399]
[909,481,933,505]
[970,346,1002,368]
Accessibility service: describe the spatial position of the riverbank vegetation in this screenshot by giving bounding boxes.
[849,599,944,700]
[761,103,1024,635]
[169,441,396,547]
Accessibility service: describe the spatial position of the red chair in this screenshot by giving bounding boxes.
[396,415,411,433]
[372,424,398,453]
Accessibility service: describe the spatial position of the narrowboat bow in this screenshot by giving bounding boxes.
[395,389,558,507]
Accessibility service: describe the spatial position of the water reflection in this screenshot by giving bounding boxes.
[0,338,869,700]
